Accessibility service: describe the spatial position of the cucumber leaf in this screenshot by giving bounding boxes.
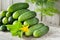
[6,22,23,37]
[17,30,23,37]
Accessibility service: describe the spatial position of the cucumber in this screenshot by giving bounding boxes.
[25,23,44,36]
[0,16,3,25]
[6,12,12,17]
[13,20,18,25]
[7,3,29,12]
[0,11,7,17]
[13,9,29,19]
[33,26,49,38]
[8,16,14,24]
[2,17,8,24]
[0,25,8,32]
[18,11,36,22]
[24,18,39,26]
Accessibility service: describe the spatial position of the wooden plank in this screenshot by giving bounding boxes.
[56,0,60,26]
[42,14,60,26]
[13,0,25,3]
[8,0,13,6]
[1,0,12,10]
[0,0,1,11]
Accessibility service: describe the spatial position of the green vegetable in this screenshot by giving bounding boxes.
[13,20,18,25]
[25,23,44,36]
[0,25,8,32]
[18,11,36,22]
[0,11,7,17]
[24,18,39,26]
[8,16,14,24]
[7,3,29,12]
[33,26,49,38]
[13,9,29,19]
[6,12,12,17]
[2,17,8,24]
[0,16,3,26]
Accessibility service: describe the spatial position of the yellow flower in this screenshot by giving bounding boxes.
[20,25,29,32]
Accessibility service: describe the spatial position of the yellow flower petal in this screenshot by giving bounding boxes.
[20,25,29,32]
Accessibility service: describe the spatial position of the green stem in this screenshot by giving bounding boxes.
[41,12,43,21]
[41,4,43,21]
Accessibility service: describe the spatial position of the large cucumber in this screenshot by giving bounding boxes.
[25,23,44,36]
[18,11,36,22]
[7,3,29,12]
[13,9,29,19]
[33,26,49,38]
[24,18,39,26]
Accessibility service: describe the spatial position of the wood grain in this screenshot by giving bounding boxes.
[0,0,2,11]
[1,0,13,10]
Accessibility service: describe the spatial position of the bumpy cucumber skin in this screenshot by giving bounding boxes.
[18,11,36,22]
[25,23,44,36]
[0,11,7,17]
[13,9,29,19]
[24,18,39,26]
[7,3,29,12]
[33,26,49,38]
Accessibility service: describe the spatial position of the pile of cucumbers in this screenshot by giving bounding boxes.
[0,3,49,37]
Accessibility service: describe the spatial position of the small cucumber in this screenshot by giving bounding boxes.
[0,25,8,32]
[25,23,44,36]
[6,12,12,17]
[13,20,18,25]
[0,11,7,17]
[18,11,36,22]
[24,18,39,26]
[2,17,8,24]
[8,16,14,24]
[0,16,3,25]
[13,9,29,19]
[33,26,49,38]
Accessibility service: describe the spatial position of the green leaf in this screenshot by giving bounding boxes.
[6,22,22,36]
[17,30,23,38]
[6,25,14,30]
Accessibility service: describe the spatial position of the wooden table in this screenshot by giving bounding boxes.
[0,26,60,40]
